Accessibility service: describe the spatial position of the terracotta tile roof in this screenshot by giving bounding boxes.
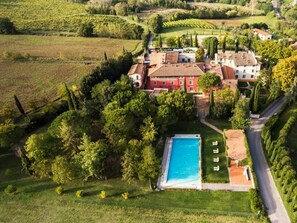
[148,63,205,77]
[128,64,144,75]
[253,28,271,36]
[149,51,179,66]
[222,66,236,80]
[225,130,247,160]
[217,52,258,66]
[207,63,223,79]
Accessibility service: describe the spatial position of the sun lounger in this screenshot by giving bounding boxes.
[212,141,218,146]
[213,157,219,163]
[213,166,220,171]
[213,148,219,154]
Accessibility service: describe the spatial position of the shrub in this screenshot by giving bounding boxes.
[249,189,265,217]
[99,190,106,199]
[4,185,17,194]
[76,190,84,198]
[4,168,12,176]
[55,186,64,195]
[0,18,16,34]
[122,192,129,200]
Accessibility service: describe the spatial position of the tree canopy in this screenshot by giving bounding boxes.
[198,73,220,92]
[272,55,297,92]
[147,14,163,34]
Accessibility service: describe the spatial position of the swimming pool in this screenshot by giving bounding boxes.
[159,135,201,189]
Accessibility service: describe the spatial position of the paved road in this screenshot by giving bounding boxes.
[246,96,290,223]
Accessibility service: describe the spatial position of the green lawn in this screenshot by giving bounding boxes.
[206,118,232,131]
[161,27,224,37]
[169,120,229,183]
[0,153,260,223]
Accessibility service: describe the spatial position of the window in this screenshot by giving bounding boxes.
[189,80,193,85]
[182,58,185,62]
[236,70,239,73]
[154,81,157,85]
[190,87,193,92]
[136,75,139,80]
[188,58,191,62]
[179,81,183,85]
[171,81,174,85]
[243,70,246,73]
[163,82,166,85]
[235,75,238,79]
[243,75,246,78]
[252,69,254,72]
[251,75,254,78]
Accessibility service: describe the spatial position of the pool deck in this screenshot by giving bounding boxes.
[158,134,202,190]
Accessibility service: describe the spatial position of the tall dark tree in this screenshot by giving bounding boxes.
[70,90,78,111]
[14,95,25,116]
[177,36,181,48]
[0,18,16,34]
[209,90,214,116]
[235,39,239,53]
[252,82,261,113]
[104,52,108,61]
[248,37,252,51]
[64,84,74,110]
[190,34,193,47]
[158,35,162,48]
[222,37,226,53]
[147,14,163,34]
[193,35,198,47]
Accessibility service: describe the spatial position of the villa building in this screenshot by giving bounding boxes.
[253,28,272,41]
[128,63,146,88]
[215,51,261,81]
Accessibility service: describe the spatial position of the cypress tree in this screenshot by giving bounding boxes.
[222,37,226,53]
[248,38,252,51]
[252,83,260,113]
[70,90,78,111]
[194,35,198,47]
[207,39,211,57]
[209,38,214,59]
[159,35,162,48]
[209,90,214,117]
[190,34,193,47]
[233,88,240,108]
[249,87,254,111]
[213,37,218,54]
[64,84,74,110]
[177,36,181,48]
[235,39,239,53]
[104,51,108,61]
[14,95,25,116]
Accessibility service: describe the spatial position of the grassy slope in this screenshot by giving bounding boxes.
[0,35,141,110]
[0,153,260,223]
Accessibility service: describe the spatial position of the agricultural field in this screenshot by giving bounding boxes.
[164,19,217,29]
[0,0,142,38]
[188,2,264,16]
[0,35,141,110]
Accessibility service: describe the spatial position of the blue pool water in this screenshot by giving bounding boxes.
[167,138,200,184]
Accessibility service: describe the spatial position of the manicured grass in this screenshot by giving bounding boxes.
[161,27,224,38]
[206,118,232,131]
[168,120,229,183]
[0,153,260,222]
